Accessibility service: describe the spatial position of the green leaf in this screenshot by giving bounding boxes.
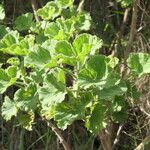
[7,57,20,66]
[73,33,103,55]
[30,69,45,84]
[0,30,29,56]
[0,25,10,39]
[55,40,77,66]
[54,93,91,130]
[55,40,75,56]
[44,18,75,40]
[30,20,47,34]
[106,56,119,68]
[18,111,34,130]
[111,96,128,123]
[75,12,91,31]
[127,53,150,76]
[44,22,61,39]
[15,13,33,31]
[78,55,107,89]
[37,1,61,20]
[97,82,127,99]
[126,81,140,100]
[0,68,16,93]
[87,55,107,78]
[86,103,107,133]
[116,0,133,7]
[112,96,125,112]
[54,101,84,130]
[0,4,5,20]
[78,55,127,99]
[2,96,18,121]
[14,84,39,111]
[20,35,35,50]
[39,73,66,119]
[61,6,77,19]
[112,111,128,123]
[42,39,58,57]
[0,30,19,48]
[56,0,74,8]
[25,45,51,67]
[6,66,18,78]
[73,34,103,63]
[35,34,48,44]
[55,68,66,84]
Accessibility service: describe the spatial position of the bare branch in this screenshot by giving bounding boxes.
[31,0,40,22]
[47,121,70,150]
[125,0,140,59]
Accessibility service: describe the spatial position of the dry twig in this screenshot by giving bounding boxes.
[125,0,140,59]
[47,121,70,150]
[31,0,40,22]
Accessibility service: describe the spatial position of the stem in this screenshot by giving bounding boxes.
[112,125,123,150]
[31,0,40,22]
[77,0,85,13]
[125,0,140,59]
[19,129,25,150]
[58,66,77,79]
[47,121,70,150]
[111,8,130,58]
[20,57,27,83]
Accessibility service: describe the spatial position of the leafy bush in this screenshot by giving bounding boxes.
[1,0,150,135]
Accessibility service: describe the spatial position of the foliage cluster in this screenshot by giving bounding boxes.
[0,0,150,140]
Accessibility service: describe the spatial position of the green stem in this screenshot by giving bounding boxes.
[19,128,25,150]
[20,57,28,83]
[57,66,77,79]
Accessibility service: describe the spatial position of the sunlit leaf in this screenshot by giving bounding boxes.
[0,68,16,93]
[6,66,18,78]
[39,73,66,119]
[2,96,18,121]
[37,1,61,20]
[73,34,103,63]
[116,0,133,7]
[75,13,91,31]
[25,45,51,67]
[14,84,39,111]
[56,0,74,8]
[0,4,5,20]
[127,53,150,76]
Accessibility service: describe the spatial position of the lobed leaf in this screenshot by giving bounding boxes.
[56,0,74,8]
[127,53,150,76]
[39,73,66,119]
[44,18,75,40]
[14,84,39,112]
[18,111,35,130]
[37,1,61,20]
[73,34,103,63]
[54,93,91,130]
[15,13,33,31]
[78,55,127,99]
[0,30,30,56]
[25,45,51,68]
[86,103,107,133]
[2,97,18,121]
[0,68,17,93]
